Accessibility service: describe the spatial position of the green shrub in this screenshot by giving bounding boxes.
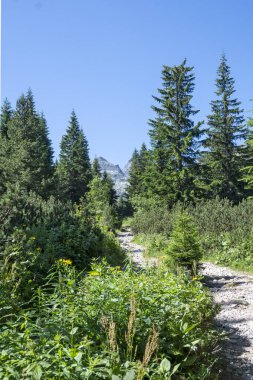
[0,261,219,379]
[0,189,126,306]
[190,198,253,243]
[130,196,181,235]
[203,231,253,272]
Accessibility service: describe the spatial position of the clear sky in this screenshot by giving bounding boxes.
[2,0,253,168]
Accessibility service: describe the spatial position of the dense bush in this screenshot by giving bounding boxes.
[0,261,219,379]
[0,189,126,310]
[189,198,253,242]
[130,196,176,235]
[130,197,253,271]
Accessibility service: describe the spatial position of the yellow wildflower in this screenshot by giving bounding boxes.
[88,270,100,276]
[59,259,72,265]
[192,277,198,281]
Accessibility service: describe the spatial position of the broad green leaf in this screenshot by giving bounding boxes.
[32,365,42,380]
[123,369,135,380]
[171,363,180,375]
[112,375,121,380]
[74,352,83,363]
[70,326,78,335]
[159,358,171,373]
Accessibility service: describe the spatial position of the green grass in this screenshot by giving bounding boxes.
[133,233,168,258]
[121,217,133,228]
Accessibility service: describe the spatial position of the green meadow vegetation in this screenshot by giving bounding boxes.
[0,54,252,378]
[0,261,219,379]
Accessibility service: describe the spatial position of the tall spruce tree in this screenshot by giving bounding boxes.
[0,90,54,197]
[86,173,119,229]
[241,112,253,192]
[37,113,55,193]
[92,158,102,178]
[57,110,91,203]
[127,144,149,198]
[127,149,141,198]
[139,143,149,173]
[0,99,13,194]
[148,60,203,204]
[102,171,117,206]
[0,99,13,138]
[203,55,247,202]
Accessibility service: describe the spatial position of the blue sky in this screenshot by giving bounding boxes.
[2,0,253,167]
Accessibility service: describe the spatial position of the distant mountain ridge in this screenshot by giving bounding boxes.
[97,156,130,195]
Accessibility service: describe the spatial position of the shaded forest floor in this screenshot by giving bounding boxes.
[118,228,253,380]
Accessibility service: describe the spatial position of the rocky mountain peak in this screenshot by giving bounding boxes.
[97,156,130,196]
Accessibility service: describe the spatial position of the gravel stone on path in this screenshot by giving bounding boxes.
[202,262,253,380]
[117,228,157,268]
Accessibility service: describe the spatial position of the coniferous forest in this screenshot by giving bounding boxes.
[0,55,253,379]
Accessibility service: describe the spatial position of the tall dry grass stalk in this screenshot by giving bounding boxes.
[136,324,159,380]
[100,314,108,331]
[142,324,158,367]
[108,320,118,352]
[125,293,136,359]
[100,315,118,352]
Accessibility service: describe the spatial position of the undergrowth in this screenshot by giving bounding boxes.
[0,260,220,379]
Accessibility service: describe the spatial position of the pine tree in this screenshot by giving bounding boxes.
[127,144,150,198]
[102,172,117,205]
[148,60,203,205]
[0,99,13,195]
[167,213,202,276]
[57,110,91,203]
[37,114,55,193]
[241,113,253,192]
[86,174,119,229]
[139,143,149,174]
[127,149,141,198]
[0,98,13,138]
[203,54,247,202]
[92,158,102,178]
[0,90,54,197]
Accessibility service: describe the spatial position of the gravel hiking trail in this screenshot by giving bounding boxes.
[202,263,253,380]
[118,228,253,379]
[117,227,158,267]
